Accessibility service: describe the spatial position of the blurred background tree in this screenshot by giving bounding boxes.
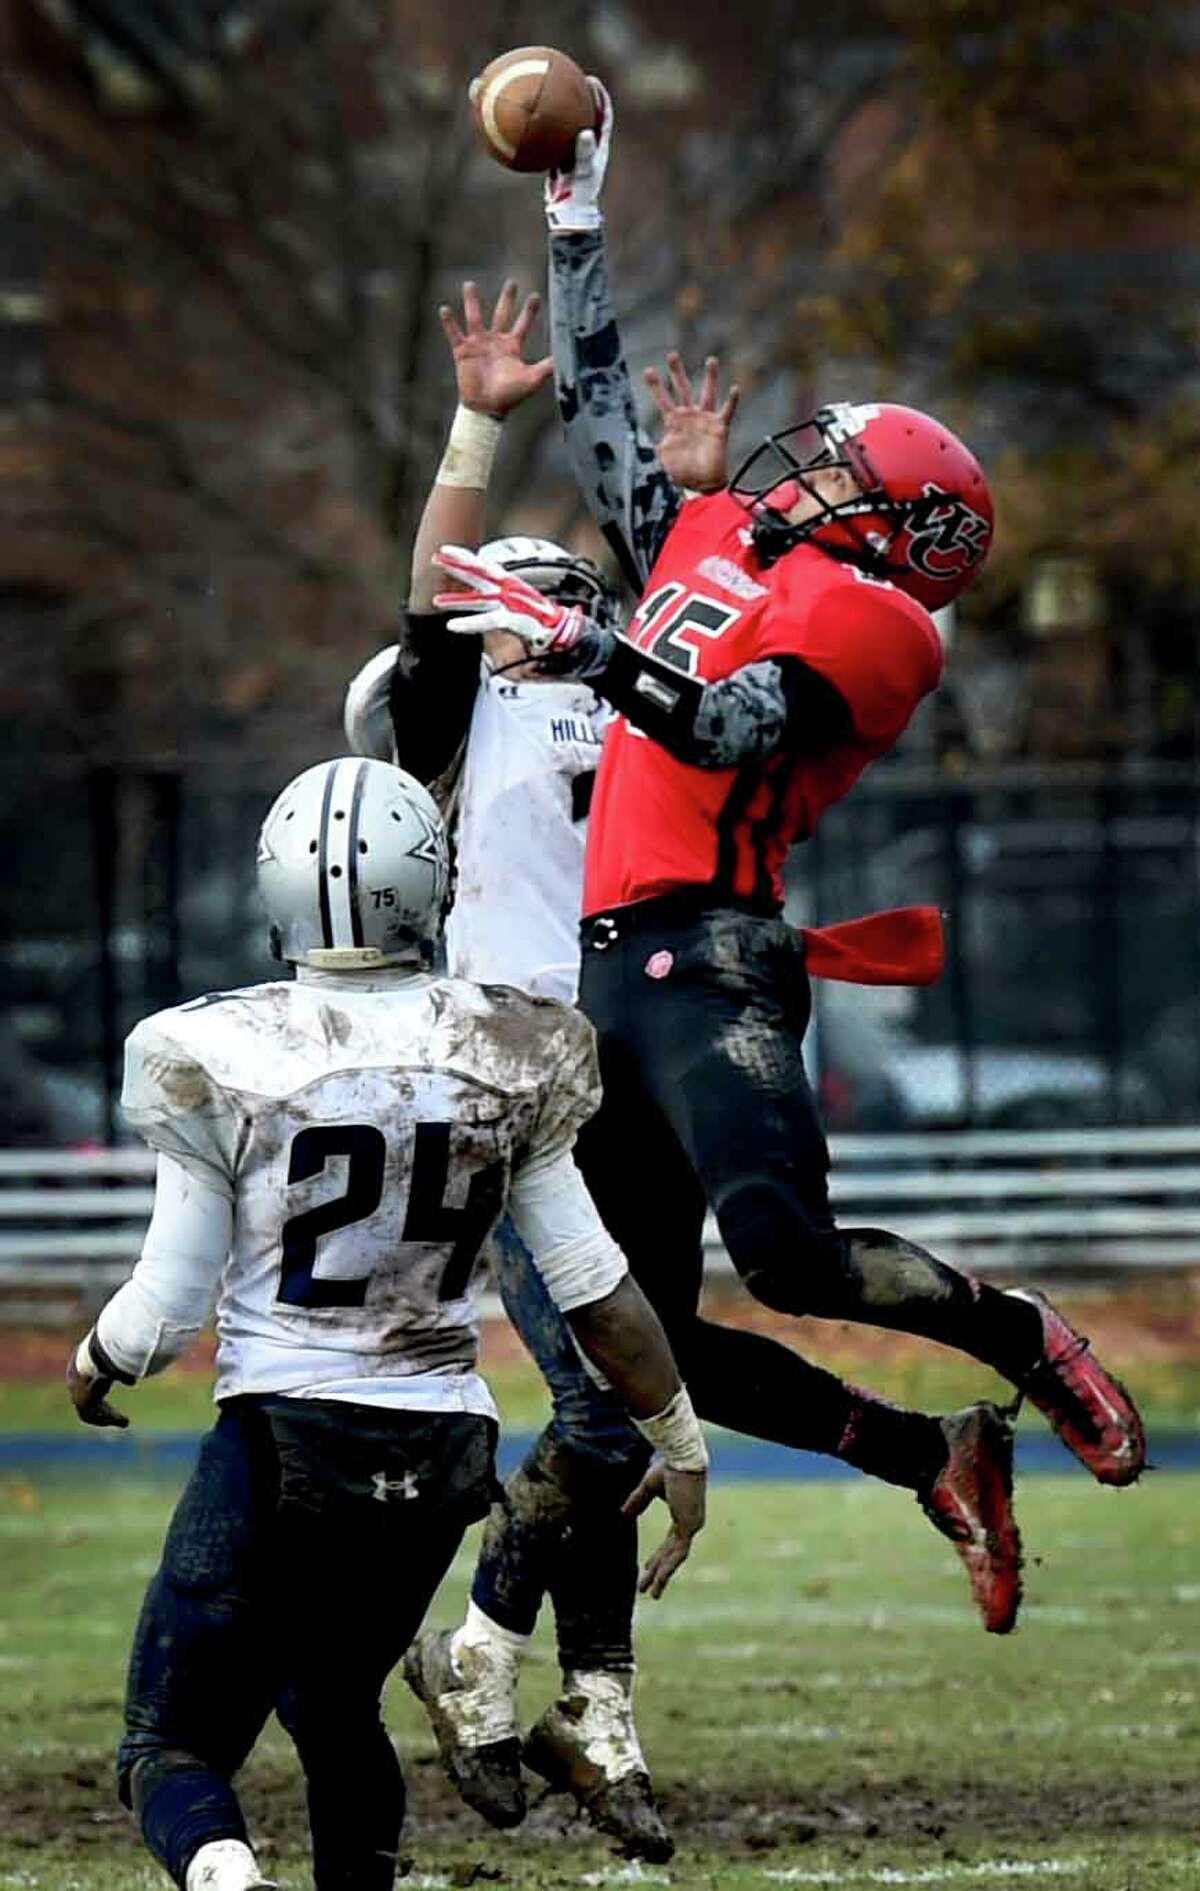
[2,0,1198,1135]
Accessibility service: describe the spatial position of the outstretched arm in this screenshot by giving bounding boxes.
[545,91,682,591]
[384,280,554,785]
[408,278,552,611]
[433,545,855,769]
[507,1140,707,1596]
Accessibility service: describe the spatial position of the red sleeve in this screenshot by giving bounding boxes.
[757,578,943,747]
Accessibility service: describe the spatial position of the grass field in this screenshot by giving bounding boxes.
[2,1460,1198,1891]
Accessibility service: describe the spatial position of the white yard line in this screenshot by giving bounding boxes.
[581,1867,672,1887]
[762,1858,1088,1885]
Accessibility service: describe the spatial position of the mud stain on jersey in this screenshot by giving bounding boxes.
[317,1005,353,1048]
[143,1054,216,1115]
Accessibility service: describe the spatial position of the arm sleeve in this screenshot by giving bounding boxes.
[508,1145,628,1314]
[575,625,853,767]
[94,1154,230,1378]
[388,610,483,786]
[549,230,682,590]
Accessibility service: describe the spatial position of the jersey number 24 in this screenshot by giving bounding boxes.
[278,1122,504,1310]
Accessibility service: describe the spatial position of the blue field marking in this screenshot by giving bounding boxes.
[1,1427,1196,1476]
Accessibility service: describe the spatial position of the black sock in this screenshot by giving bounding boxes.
[681,1318,945,1489]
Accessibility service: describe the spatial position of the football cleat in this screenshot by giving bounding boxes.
[402,1628,525,1829]
[1007,1288,1146,1486]
[919,1402,1022,1635]
[523,1670,673,1863]
[184,1840,276,1891]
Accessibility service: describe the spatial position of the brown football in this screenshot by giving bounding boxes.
[469,45,595,174]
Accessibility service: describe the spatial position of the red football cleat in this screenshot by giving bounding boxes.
[920,1402,1022,1635]
[1007,1288,1147,1487]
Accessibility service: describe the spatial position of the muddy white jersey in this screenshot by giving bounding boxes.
[445,665,609,1003]
[120,971,599,1411]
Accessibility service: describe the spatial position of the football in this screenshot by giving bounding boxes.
[469,45,595,174]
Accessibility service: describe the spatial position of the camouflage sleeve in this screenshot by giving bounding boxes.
[549,231,681,592]
[560,630,855,769]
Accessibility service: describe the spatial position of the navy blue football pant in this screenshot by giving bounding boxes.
[120,1397,493,1891]
[472,1215,651,1669]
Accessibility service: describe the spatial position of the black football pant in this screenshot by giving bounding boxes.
[119,1397,494,1891]
[576,897,1043,1481]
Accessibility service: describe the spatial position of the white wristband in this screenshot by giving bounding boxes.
[634,1386,709,1473]
[436,405,502,490]
[74,1334,102,1382]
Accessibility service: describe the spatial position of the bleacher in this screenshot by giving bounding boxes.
[3,1127,1199,1319]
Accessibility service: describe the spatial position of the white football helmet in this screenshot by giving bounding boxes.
[256,758,449,969]
[342,644,399,762]
[476,536,621,632]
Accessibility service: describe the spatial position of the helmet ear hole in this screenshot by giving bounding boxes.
[268,923,284,962]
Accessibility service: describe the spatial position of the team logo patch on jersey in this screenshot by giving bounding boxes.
[696,555,768,602]
[644,950,674,980]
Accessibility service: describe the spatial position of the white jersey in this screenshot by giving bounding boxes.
[445,664,608,1002]
[119,971,601,1414]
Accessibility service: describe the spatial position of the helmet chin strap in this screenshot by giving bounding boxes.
[749,498,896,579]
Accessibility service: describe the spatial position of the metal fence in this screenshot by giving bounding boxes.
[5,1129,1200,1325]
[2,757,1199,1144]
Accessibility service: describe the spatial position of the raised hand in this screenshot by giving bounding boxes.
[545,79,613,233]
[438,279,553,419]
[644,351,740,495]
[432,546,584,654]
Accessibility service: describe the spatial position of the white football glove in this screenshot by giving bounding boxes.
[432,545,589,659]
[544,79,613,234]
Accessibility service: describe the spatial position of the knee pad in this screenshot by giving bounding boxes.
[715,1180,845,1316]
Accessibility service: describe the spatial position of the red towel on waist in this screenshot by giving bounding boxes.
[800,905,944,987]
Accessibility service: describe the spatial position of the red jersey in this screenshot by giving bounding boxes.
[582,493,944,917]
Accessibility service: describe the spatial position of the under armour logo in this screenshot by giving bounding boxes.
[371,1469,419,1504]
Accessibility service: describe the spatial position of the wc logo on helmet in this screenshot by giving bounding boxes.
[903,485,991,584]
[820,402,880,444]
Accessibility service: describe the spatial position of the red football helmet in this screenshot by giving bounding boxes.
[729,401,994,608]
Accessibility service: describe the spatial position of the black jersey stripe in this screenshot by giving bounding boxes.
[316,763,337,948]
[346,760,369,947]
[712,763,764,900]
[750,754,795,908]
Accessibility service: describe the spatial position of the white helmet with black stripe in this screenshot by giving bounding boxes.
[476,535,621,632]
[256,758,449,968]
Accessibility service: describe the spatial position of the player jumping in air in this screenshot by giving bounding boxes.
[65,759,706,1891]
[432,80,1146,1656]
[343,279,692,1859]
